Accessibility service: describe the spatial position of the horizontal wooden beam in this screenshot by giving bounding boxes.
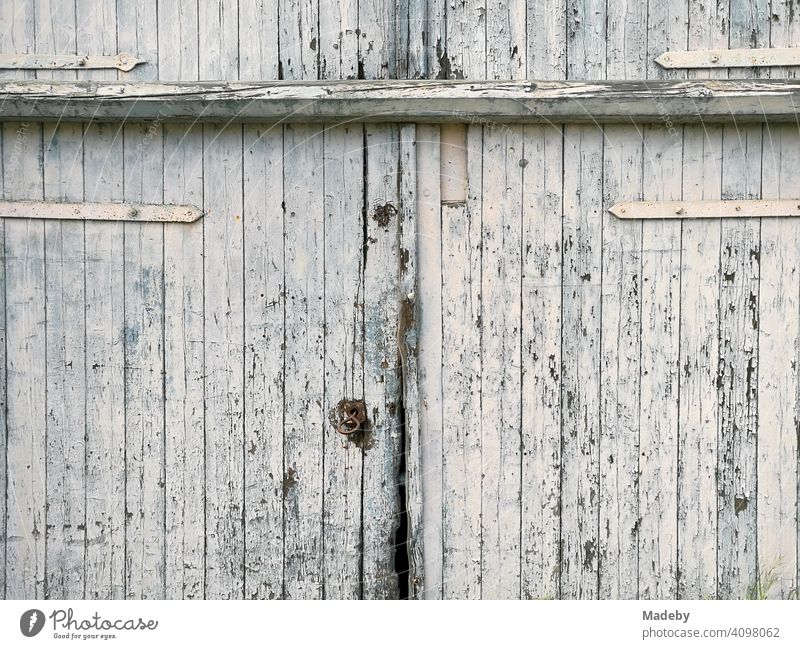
[609,199,800,220]
[1,79,799,124]
[0,200,203,222]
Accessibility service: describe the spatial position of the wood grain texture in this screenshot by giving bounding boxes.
[413,124,443,599]
[716,0,769,599]
[441,127,483,599]
[599,0,646,600]
[122,122,166,599]
[282,123,325,599]
[242,125,285,600]
[163,124,206,599]
[362,124,403,599]
[758,0,800,599]
[2,120,47,599]
[42,123,86,599]
[398,124,420,597]
[321,124,364,600]
[599,124,642,599]
[676,0,728,600]
[717,121,762,599]
[2,0,800,604]
[521,125,563,599]
[202,123,245,599]
[480,124,523,599]
[36,0,84,599]
[0,120,6,600]
[759,123,800,598]
[560,0,605,600]
[677,125,723,600]
[83,122,126,600]
[6,79,800,124]
[637,125,682,599]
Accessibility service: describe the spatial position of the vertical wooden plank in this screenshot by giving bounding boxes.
[362,124,403,599]
[414,124,443,599]
[199,0,244,600]
[444,0,486,79]
[359,0,396,78]
[122,122,166,599]
[2,120,46,599]
[157,0,199,81]
[159,0,204,601]
[321,124,364,599]
[527,0,567,79]
[717,121,762,600]
[239,0,279,80]
[520,125,563,599]
[240,0,282,603]
[677,124,723,600]
[638,125,683,599]
[562,0,605,600]
[34,0,83,600]
[279,0,318,80]
[486,0,525,79]
[198,0,239,81]
[76,0,125,602]
[479,124,523,599]
[118,0,165,600]
[242,125,284,599]
[396,0,426,78]
[319,0,358,79]
[717,0,767,599]
[42,123,86,599]
[83,122,126,600]
[758,124,799,598]
[677,0,727,600]
[75,0,119,82]
[398,124,421,597]
[523,0,565,603]
[424,0,446,79]
[598,0,647,600]
[318,0,363,600]
[566,0,606,80]
[0,0,41,602]
[757,0,800,599]
[163,124,205,599]
[0,129,5,600]
[283,123,325,599]
[635,0,687,600]
[598,124,642,600]
[560,124,603,600]
[202,123,245,599]
[117,0,160,80]
[441,126,482,599]
[480,0,525,600]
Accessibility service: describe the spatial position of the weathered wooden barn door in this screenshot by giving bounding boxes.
[0,116,416,600]
[406,0,800,602]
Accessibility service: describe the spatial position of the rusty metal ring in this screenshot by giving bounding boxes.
[334,400,366,436]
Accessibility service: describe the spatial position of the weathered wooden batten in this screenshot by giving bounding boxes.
[2,79,800,124]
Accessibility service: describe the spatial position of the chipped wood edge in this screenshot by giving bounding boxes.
[0,200,203,222]
[609,199,800,219]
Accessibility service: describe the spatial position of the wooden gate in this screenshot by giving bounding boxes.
[2,0,800,601]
